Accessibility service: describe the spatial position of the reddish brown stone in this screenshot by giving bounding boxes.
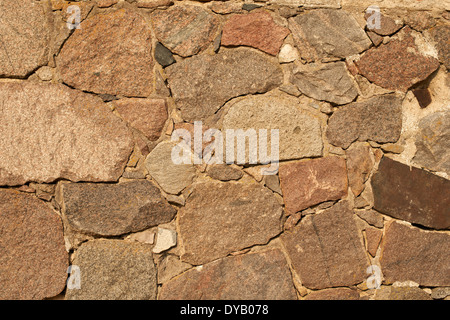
[412,88,432,108]
[305,288,360,300]
[58,9,154,97]
[405,11,436,31]
[221,11,289,55]
[279,156,348,214]
[371,157,450,230]
[160,250,297,300]
[281,201,369,289]
[365,226,383,257]
[428,25,450,70]
[380,221,450,286]
[364,12,403,36]
[151,5,219,57]
[114,98,168,141]
[355,27,440,92]
[0,190,68,300]
[346,143,374,197]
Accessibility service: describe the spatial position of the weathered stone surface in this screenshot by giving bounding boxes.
[412,88,432,108]
[222,94,323,161]
[431,287,450,300]
[355,27,440,92]
[153,228,177,254]
[0,82,133,186]
[374,286,432,300]
[371,157,450,230]
[166,48,283,122]
[66,240,157,300]
[428,25,450,70]
[279,156,348,214]
[356,209,384,228]
[160,250,297,299]
[0,0,50,77]
[288,9,371,62]
[206,164,243,181]
[221,11,289,55]
[290,62,358,105]
[58,9,154,97]
[365,226,382,257]
[154,42,176,67]
[305,288,360,300]
[278,44,299,63]
[151,5,219,57]
[413,111,450,174]
[326,94,403,149]
[346,143,374,196]
[405,11,436,31]
[365,12,403,36]
[114,98,168,141]
[179,181,283,265]
[281,201,369,289]
[380,221,450,286]
[157,254,192,284]
[0,190,68,300]
[59,180,176,236]
[145,141,196,194]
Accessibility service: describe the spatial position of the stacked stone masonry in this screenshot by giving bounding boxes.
[0,0,449,300]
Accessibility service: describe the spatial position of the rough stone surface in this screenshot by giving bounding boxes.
[153,228,177,254]
[166,48,283,122]
[113,98,168,141]
[222,94,323,161]
[371,157,450,230]
[179,181,283,265]
[0,190,68,300]
[151,5,219,57]
[405,11,436,31]
[326,94,403,149]
[157,254,192,284]
[278,44,299,63]
[356,209,384,228]
[413,111,450,175]
[374,286,432,300]
[290,62,358,105]
[305,288,360,300]
[221,11,289,55]
[279,156,348,214]
[65,240,157,300]
[154,42,176,68]
[59,180,176,236]
[365,226,383,257]
[0,82,133,186]
[431,287,450,300]
[281,201,369,289]
[365,12,403,36]
[288,9,371,62]
[0,0,50,77]
[346,143,374,196]
[58,9,154,97]
[428,25,450,70]
[355,27,440,92]
[206,164,243,181]
[380,221,450,286]
[145,141,196,194]
[160,250,297,299]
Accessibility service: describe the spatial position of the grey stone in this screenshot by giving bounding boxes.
[154,42,175,67]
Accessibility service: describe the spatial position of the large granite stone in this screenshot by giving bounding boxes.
[165,48,283,122]
[65,240,157,300]
[380,221,450,286]
[326,94,403,149]
[0,82,133,186]
[58,9,154,97]
[159,249,297,300]
[371,157,450,230]
[279,156,348,214]
[281,201,369,289]
[0,190,68,300]
[179,181,283,265]
[59,180,177,236]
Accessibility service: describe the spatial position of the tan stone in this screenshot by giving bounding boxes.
[365,227,382,257]
[305,288,360,300]
[346,143,374,196]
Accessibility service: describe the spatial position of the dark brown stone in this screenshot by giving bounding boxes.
[371,157,450,230]
[412,88,432,108]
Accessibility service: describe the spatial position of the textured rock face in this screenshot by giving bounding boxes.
[305,288,360,300]
[221,11,289,55]
[65,240,157,300]
[160,250,297,300]
[222,94,323,161]
[428,25,450,70]
[289,9,371,62]
[346,143,374,196]
[59,180,176,236]
[290,62,358,105]
[413,111,450,175]
[380,221,450,286]
[151,5,219,57]
[58,9,154,97]
[0,82,133,186]
[371,157,450,230]
[279,156,348,214]
[0,190,68,300]
[166,48,283,122]
[179,181,283,265]
[0,0,50,77]
[326,94,403,149]
[281,201,369,289]
[355,27,440,91]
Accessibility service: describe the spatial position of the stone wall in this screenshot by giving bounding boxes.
[0,0,449,300]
